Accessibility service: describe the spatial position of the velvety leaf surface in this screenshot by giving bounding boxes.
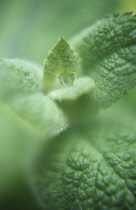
[0,58,42,100]
[71,13,136,107]
[0,58,67,136]
[10,93,68,137]
[0,59,68,196]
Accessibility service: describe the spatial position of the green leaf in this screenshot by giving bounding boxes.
[0,95,68,196]
[71,13,136,107]
[31,125,136,209]
[0,58,67,137]
[9,93,68,137]
[0,59,68,196]
[0,58,42,101]
[43,37,81,91]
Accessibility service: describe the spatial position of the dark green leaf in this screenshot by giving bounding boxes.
[31,124,136,209]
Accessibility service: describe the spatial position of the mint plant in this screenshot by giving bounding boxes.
[0,5,136,210]
[27,13,136,209]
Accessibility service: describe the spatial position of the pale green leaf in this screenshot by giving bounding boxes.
[0,58,67,137]
[71,13,136,107]
[0,59,68,196]
[0,93,68,195]
[9,93,68,137]
[0,58,42,101]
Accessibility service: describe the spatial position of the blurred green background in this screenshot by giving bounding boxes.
[0,0,120,63]
[0,0,135,64]
[0,0,136,209]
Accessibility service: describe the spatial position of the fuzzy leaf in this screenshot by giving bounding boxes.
[31,125,136,210]
[43,37,81,91]
[0,58,42,101]
[0,58,67,137]
[71,13,136,107]
[0,59,68,195]
[9,93,68,137]
[0,97,67,196]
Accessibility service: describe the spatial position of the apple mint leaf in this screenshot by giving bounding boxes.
[0,58,42,101]
[31,126,136,209]
[0,96,68,196]
[43,37,81,91]
[71,13,136,107]
[0,58,68,196]
[0,58,68,137]
[9,94,68,137]
[43,38,96,105]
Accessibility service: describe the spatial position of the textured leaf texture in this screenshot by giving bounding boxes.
[71,13,136,107]
[0,58,42,100]
[31,125,136,210]
[43,37,81,91]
